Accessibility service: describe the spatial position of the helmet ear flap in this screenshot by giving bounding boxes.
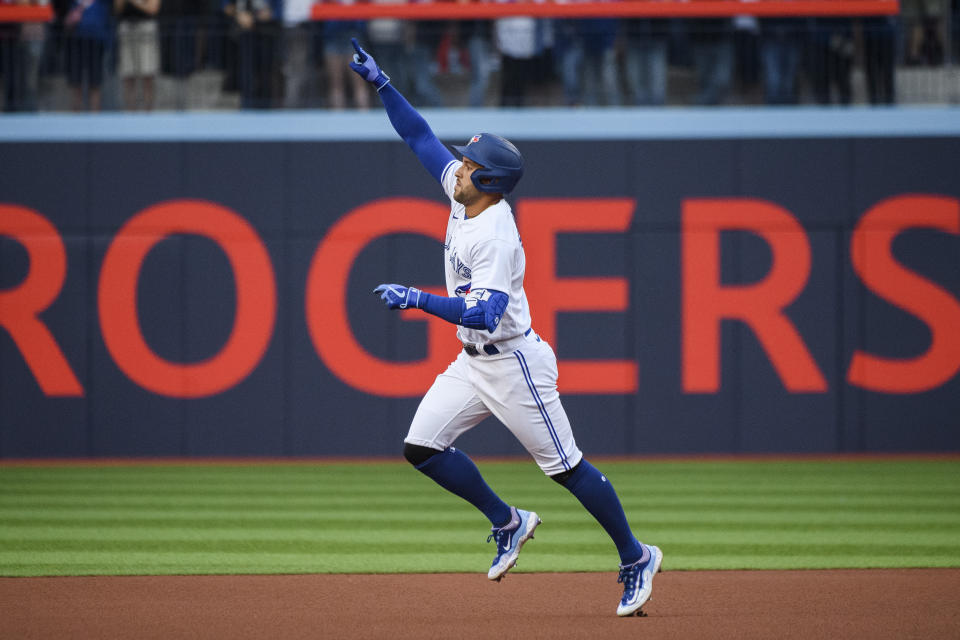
[470,170,500,193]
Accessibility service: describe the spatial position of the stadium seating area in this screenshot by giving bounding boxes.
[1,1,958,111]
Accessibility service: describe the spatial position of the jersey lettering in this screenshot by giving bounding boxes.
[448,251,472,280]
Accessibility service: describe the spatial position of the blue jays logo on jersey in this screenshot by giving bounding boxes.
[455,282,471,297]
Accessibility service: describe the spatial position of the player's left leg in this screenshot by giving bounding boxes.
[406,444,541,582]
[405,353,540,580]
[405,354,513,529]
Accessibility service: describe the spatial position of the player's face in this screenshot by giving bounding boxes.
[453,158,483,206]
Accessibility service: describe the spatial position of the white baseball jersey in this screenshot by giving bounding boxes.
[439,160,532,347]
[403,159,584,477]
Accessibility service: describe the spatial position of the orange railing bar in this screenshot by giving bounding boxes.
[311,0,900,21]
[0,5,54,22]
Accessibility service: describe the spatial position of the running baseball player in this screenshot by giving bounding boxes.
[350,38,662,617]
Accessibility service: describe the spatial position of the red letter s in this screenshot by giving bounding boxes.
[848,195,960,393]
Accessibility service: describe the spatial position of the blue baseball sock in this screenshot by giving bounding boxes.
[562,459,645,565]
[415,447,513,528]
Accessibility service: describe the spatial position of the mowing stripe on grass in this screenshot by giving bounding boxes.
[1,459,958,576]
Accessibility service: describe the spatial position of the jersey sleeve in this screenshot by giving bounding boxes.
[378,84,457,184]
[440,160,461,200]
[467,239,513,294]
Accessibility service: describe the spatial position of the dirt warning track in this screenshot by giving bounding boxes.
[2,569,959,639]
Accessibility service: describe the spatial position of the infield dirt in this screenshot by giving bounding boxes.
[2,569,959,639]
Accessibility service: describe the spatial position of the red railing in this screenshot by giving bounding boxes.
[0,4,53,22]
[0,1,898,23]
[311,0,900,20]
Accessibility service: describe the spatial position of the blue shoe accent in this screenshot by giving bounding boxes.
[616,544,663,617]
[486,507,541,581]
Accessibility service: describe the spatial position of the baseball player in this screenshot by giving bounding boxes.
[350,38,662,617]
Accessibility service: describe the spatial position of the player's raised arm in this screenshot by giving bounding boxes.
[349,38,455,185]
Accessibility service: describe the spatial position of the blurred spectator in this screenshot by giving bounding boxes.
[0,9,18,111]
[759,17,802,104]
[223,0,279,109]
[321,9,368,109]
[494,15,549,107]
[808,17,853,105]
[18,0,46,111]
[158,0,206,106]
[556,18,620,106]
[862,15,897,104]
[114,0,160,110]
[459,17,492,107]
[953,0,959,64]
[732,15,761,101]
[622,18,668,106]
[553,19,575,105]
[1,0,47,111]
[64,0,112,110]
[902,0,946,65]
[282,0,320,107]
[406,19,443,107]
[688,17,734,105]
[365,0,408,96]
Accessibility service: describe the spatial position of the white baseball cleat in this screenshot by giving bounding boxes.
[487,507,541,581]
[616,544,663,617]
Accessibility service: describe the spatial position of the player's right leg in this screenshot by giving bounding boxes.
[615,543,663,616]
[475,336,661,612]
[404,354,538,579]
[552,459,662,615]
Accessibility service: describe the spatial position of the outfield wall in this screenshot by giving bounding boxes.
[1,109,959,458]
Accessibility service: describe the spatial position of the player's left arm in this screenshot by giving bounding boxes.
[373,285,508,334]
[349,38,455,184]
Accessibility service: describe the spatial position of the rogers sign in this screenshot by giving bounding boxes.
[1,194,958,399]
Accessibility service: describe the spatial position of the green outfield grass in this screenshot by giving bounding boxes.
[1,458,958,577]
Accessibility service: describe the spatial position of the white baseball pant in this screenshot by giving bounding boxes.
[404,332,583,476]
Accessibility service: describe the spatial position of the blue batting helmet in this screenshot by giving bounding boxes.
[452,133,524,194]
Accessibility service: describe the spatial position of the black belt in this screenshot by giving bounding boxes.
[463,343,499,357]
[463,328,533,357]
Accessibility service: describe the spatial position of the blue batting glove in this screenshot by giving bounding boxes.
[349,38,391,91]
[373,284,423,310]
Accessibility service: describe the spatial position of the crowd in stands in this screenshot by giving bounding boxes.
[0,0,958,111]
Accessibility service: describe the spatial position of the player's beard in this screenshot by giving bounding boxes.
[453,182,481,207]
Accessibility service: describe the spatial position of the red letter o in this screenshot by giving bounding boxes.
[98,200,276,397]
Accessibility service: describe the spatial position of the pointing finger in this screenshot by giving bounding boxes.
[350,37,364,60]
